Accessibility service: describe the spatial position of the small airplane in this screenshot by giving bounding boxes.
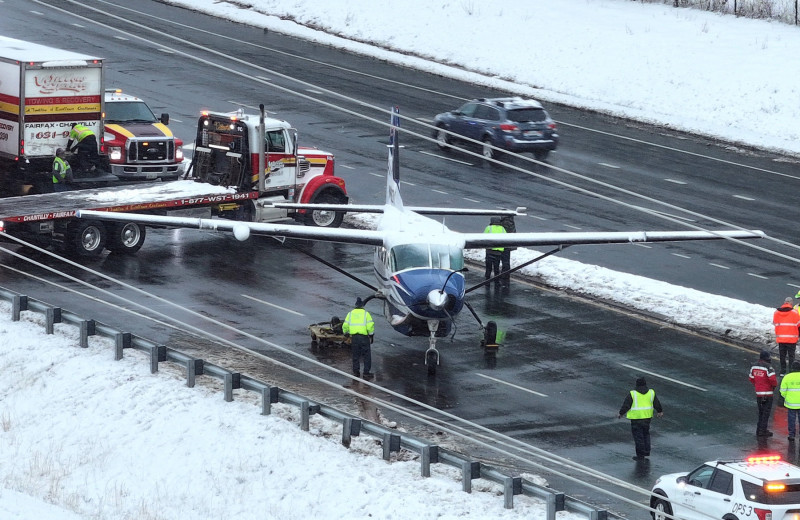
[78,107,764,375]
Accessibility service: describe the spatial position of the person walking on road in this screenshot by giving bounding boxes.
[781,361,800,441]
[618,377,663,461]
[773,297,800,376]
[749,350,777,437]
[483,216,506,281]
[343,297,375,380]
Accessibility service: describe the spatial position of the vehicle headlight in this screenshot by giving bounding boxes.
[108,146,122,161]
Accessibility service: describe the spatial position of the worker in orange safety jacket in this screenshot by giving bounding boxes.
[774,297,800,376]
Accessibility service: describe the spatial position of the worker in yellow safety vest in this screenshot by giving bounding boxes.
[617,377,663,461]
[51,148,73,192]
[781,362,800,441]
[483,216,506,281]
[66,123,100,173]
[343,297,375,379]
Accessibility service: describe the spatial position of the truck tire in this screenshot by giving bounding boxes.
[305,192,345,228]
[106,222,146,254]
[67,220,107,257]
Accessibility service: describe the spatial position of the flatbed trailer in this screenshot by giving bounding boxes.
[0,180,259,255]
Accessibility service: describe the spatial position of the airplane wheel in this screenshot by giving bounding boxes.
[426,351,437,376]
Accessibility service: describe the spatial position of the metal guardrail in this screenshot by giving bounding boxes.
[0,287,618,519]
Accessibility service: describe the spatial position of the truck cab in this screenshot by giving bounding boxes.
[103,89,184,181]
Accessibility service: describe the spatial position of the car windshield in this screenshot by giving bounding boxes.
[105,101,158,123]
[507,108,547,123]
[390,244,464,271]
[741,480,800,505]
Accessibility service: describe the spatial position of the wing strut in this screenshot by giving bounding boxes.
[465,246,570,294]
[285,242,378,292]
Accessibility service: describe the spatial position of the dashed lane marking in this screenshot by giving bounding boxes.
[463,197,480,203]
[241,294,305,316]
[733,195,755,201]
[339,164,355,169]
[664,179,688,185]
[620,363,707,391]
[432,189,448,195]
[476,373,548,397]
[599,163,620,169]
[747,273,768,279]
[564,224,582,230]
[709,263,730,270]
[672,253,691,259]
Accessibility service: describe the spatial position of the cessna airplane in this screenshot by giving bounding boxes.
[77,107,764,375]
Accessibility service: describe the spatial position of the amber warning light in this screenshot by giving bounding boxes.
[747,455,781,464]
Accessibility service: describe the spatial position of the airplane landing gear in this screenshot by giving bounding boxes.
[425,320,440,376]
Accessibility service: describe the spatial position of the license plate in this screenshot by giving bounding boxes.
[524,130,543,137]
[145,172,157,180]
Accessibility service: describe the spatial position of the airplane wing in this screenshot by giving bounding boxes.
[75,210,385,246]
[461,229,765,248]
[271,202,525,217]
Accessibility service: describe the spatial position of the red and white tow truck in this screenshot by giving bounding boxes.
[0,106,348,256]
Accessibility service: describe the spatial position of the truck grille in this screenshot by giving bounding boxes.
[127,139,175,163]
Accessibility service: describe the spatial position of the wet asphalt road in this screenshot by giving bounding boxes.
[2,1,799,517]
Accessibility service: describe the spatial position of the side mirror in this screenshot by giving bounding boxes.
[160,113,170,125]
[676,476,687,485]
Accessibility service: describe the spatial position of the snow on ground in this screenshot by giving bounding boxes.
[1,0,793,517]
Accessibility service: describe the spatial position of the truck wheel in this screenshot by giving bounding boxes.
[106,222,146,254]
[68,220,107,257]
[305,192,345,228]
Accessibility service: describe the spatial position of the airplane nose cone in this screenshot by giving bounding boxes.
[427,289,448,310]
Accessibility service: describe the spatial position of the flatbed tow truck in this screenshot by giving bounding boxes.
[0,107,348,256]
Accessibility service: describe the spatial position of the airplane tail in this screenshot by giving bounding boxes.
[386,106,404,209]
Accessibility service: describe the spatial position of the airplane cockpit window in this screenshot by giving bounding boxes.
[266,130,286,153]
[389,244,464,271]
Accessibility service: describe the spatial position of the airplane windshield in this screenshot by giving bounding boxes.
[390,244,464,271]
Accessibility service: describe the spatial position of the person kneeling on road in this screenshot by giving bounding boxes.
[343,297,375,380]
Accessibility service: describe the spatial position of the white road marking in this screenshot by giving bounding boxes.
[256,75,273,81]
[114,36,128,40]
[463,197,480,203]
[368,172,382,178]
[71,23,85,28]
[620,363,707,391]
[241,294,305,316]
[747,273,768,279]
[788,283,800,289]
[529,215,548,221]
[158,48,175,54]
[564,224,582,230]
[305,89,323,94]
[664,179,687,185]
[476,373,548,397]
[418,150,473,165]
[400,180,416,187]
[634,243,652,248]
[599,163,620,169]
[30,10,43,15]
[733,194,755,201]
[672,253,691,259]
[338,164,355,170]
[432,189,448,195]
[227,101,277,114]
[171,118,183,123]
[709,263,730,270]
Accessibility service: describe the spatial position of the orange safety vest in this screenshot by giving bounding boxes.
[774,304,800,344]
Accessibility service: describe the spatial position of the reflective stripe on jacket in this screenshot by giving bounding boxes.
[483,224,506,252]
[781,372,800,409]
[69,124,94,143]
[343,308,374,336]
[626,389,655,419]
[773,304,800,343]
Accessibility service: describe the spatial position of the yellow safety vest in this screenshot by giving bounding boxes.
[52,156,70,183]
[343,308,374,336]
[69,124,94,143]
[781,373,800,409]
[626,389,655,419]
[483,224,506,252]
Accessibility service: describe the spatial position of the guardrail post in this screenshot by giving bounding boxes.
[114,332,131,360]
[261,386,279,415]
[591,510,608,520]
[382,433,401,461]
[149,345,166,373]
[503,477,522,509]
[342,417,361,448]
[79,320,95,348]
[224,372,241,402]
[187,359,204,388]
[461,461,480,493]
[11,294,27,321]
[45,307,61,334]
[300,401,311,431]
[421,445,439,477]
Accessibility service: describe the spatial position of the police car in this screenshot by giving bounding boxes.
[650,455,800,520]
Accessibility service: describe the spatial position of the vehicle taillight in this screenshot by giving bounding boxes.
[548,121,557,130]
[499,123,518,132]
[754,508,772,520]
